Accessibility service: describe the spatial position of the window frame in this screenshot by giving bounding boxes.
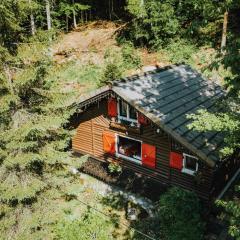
[117,99,138,124]
[115,134,142,165]
[181,153,198,175]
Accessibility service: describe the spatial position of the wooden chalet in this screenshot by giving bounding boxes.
[71,65,240,200]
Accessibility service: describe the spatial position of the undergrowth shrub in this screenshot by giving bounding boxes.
[121,42,142,69]
[216,185,240,239]
[165,39,197,64]
[108,162,122,174]
[158,187,205,240]
[99,60,123,86]
[99,44,142,87]
[54,210,115,240]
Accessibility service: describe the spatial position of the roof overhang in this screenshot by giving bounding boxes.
[112,87,216,168]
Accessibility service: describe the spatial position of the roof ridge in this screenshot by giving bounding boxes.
[111,64,179,86]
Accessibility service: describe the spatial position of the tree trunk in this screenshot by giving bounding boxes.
[73,10,77,28]
[29,0,36,35]
[111,0,114,17]
[66,15,69,32]
[72,0,77,28]
[45,0,51,30]
[108,0,111,20]
[30,14,36,35]
[81,10,83,23]
[221,11,228,53]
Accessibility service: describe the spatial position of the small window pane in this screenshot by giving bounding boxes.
[129,105,137,119]
[185,156,197,171]
[118,136,141,161]
[119,100,127,117]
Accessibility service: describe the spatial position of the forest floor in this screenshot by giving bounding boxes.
[52,20,228,88]
[53,21,119,65]
[53,20,168,68]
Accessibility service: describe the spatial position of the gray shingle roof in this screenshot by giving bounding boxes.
[112,65,225,167]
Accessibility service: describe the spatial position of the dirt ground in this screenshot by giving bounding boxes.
[53,21,166,67]
[53,21,120,65]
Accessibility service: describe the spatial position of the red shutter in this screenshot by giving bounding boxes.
[138,112,148,125]
[103,132,116,154]
[108,98,117,117]
[142,143,156,168]
[169,152,183,170]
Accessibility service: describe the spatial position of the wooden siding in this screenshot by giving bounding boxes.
[72,99,216,200]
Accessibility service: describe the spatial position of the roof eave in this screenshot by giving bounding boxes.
[113,88,216,168]
[74,85,111,109]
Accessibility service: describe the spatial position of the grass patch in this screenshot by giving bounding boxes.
[46,61,102,93]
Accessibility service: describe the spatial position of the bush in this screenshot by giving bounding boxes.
[216,184,240,239]
[99,45,142,87]
[165,39,197,64]
[157,187,205,240]
[123,1,179,49]
[99,61,123,86]
[108,162,122,174]
[121,42,142,69]
[131,216,162,240]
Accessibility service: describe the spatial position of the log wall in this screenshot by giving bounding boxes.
[72,99,216,200]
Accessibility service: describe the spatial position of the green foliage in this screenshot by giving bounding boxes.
[0,0,21,52]
[124,0,240,49]
[58,1,91,17]
[69,155,89,169]
[131,215,162,240]
[121,42,142,69]
[108,162,122,174]
[46,62,101,92]
[216,184,240,239]
[125,0,179,49]
[157,187,204,240]
[0,170,46,204]
[188,108,240,156]
[164,39,197,64]
[99,61,123,86]
[0,54,78,207]
[54,210,115,240]
[99,46,142,86]
[99,49,123,86]
[101,193,125,210]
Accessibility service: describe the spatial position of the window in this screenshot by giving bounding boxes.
[117,99,137,124]
[129,105,137,120]
[116,135,142,164]
[119,100,127,117]
[182,153,198,175]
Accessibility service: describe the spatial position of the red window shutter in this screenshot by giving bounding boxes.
[138,113,148,125]
[170,152,183,170]
[108,98,117,117]
[142,143,156,168]
[103,132,116,154]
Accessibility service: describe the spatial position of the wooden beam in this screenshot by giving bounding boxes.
[217,167,240,200]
